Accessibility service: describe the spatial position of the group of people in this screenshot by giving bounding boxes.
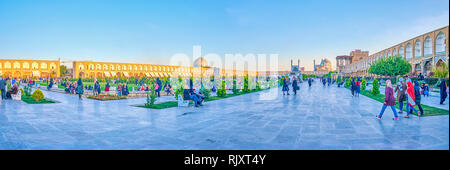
[322,77,332,86]
[350,77,362,97]
[0,78,19,100]
[377,76,444,119]
[281,76,300,95]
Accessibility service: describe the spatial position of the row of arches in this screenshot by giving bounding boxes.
[369,31,446,64]
[0,61,57,70]
[76,62,190,72]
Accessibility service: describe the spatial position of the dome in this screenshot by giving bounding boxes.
[193,57,208,67]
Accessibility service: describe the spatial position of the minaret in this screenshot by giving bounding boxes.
[313,59,316,71]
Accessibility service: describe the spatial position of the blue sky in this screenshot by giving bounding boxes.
[0,0,448,71]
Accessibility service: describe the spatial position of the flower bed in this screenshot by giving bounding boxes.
[87,94,127,101]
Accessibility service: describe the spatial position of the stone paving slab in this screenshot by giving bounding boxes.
[0,81,448,150]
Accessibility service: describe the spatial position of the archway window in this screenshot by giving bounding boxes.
[110,65,115,70]
[41,63,48,69]
[0,62,2,69]
[436,32,446,55]
[405,43,412,59]
[128,65,132,71]
[424,36,432,56]
[399,46,404,57]
[116,65,121,70]
[13,62,20,69]
[414,40,421,58]
[89,64,94,70]
[96,64,101,70]
[50,63,56,69]
[78,64,84,70]
[23,62,30,69]
[392,48,396,56]
[103,64,108,70]
[122,65,127,70]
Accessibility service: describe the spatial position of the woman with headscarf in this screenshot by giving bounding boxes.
[376,80,399,120]
[394,77,407,114]
[105,81,110,92]
[76,78,84,100]
[404,79,418,118]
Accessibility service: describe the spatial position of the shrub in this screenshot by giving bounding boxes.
[432,64,449,78]
[32,88,45,102]
[361,78,366,91]
[20,88,24,95]
[371,78,380,95]
[200,86,211,99]
[256,81,261,91]
[243,75,250,93]
[145,82,157,107]
[344,78,352,88]
[217,78,226,97]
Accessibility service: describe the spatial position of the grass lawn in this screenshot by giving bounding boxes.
[360,90,448,117]
[21,95,55,104]
[137,88,269,109]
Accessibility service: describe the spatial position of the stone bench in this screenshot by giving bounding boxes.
[11,90,22,101]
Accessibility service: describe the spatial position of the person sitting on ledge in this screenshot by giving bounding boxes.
[6,83,19,100]
[190,88,205,107]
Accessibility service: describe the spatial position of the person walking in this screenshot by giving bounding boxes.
[394,77,407,114]
[292,77,299,95]
[439,78,447,105]
[0,78,6,100]
[376,80,399,120]
[308,78,312,87]
[156,78,162,97]
[47,77,54,91]
[404,79,418,118]
[282,77,289,95]
[76,78,84,100]
[351,78,356,96]
[355,78,361,97]
[412,80,424,116]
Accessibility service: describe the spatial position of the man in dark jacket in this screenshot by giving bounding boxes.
[292,77,298,95]
[0,78,6,100]
[412,81,423,116]
[156,78,162,97]
[440,79,447,105]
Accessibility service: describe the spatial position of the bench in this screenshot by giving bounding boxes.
[178,89,193,107]
[12,90,21,101]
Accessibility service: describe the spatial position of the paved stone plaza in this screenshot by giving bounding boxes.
[0,81,448,150]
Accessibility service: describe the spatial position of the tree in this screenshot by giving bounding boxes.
[361,78,366,91]
[344,77,352,88]
[243,75,250,93]
[432,63,449,78]
[60,65,68,76]
[371,78,380,95]
[217,76,226,97]
[368,56,411,76]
